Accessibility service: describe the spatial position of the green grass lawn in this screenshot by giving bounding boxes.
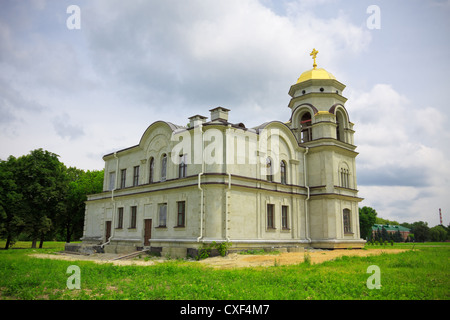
[0,241,449,300]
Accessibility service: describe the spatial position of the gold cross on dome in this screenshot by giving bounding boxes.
[310,48,319,69]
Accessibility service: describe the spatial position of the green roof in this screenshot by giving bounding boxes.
[372,224,410,232]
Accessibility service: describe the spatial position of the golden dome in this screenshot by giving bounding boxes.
[296,68,336,84]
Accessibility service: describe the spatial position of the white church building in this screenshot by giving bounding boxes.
[78,50,365,256]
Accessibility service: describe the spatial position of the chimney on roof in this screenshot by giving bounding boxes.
[188,114,207,128]
[209,106,230,122]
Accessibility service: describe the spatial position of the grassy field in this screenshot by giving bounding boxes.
[0,241,448,300]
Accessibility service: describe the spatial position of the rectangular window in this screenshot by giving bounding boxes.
[133,166,140,186]
[179,154,187,178]
[117,207,124,229]
[109,172,116,191]
[120,169,126,188]
[282,205,289,229]
[158,203,167,227]
[343,209,351,233]
[130,206,137,229]
[267,204,275,229]
[177,201,185,227]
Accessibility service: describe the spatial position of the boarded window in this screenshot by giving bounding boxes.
[343,209,351,233]
[158,203,167,227]
[109,172,116,191]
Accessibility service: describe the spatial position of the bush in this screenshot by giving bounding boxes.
[196,241,232,260]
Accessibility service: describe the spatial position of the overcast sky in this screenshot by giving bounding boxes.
[1,0,449,226]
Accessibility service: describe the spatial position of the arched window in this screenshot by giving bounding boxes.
[280,160,287,185]
[149,157,154,183]
[335,110,346,142]
[178,153,187,178]
[340,167,350,188]
[161,154,167,181]
[266,157,273,182]
[343,209,351,233]
[300,112,312,143]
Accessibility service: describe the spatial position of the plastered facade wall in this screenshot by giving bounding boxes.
[81,73,366,253]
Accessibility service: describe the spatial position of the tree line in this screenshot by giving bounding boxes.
[0,149,103,249]
[359,206,450,242]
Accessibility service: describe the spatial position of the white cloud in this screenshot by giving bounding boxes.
[349,83,450,225]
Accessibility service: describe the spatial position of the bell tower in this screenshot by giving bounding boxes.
[288,49,364,248]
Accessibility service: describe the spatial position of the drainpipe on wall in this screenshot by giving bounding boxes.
[303,147,311,243]
[197,125,205,243]
[226,172,231,242]
[225,124,232,243]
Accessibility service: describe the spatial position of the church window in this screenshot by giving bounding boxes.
[340,168,350,188]
[282,205,289,229]
[300,112,312,143]
[158,203,167,227]
[343,209,351,233]
[179,154,187,178]
[161,154,167,181]
[266,157,273,182]
[108,172,116,191]
[336,111,346,142]
[177,201,186,227]
[149,157,154,183]
[120,169,126,189]
[267,204,275,229]
[130,206,137,229]
[117,207,124,229]
[133,166,140,186]
[280,161,287,184]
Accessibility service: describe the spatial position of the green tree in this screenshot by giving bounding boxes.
[400,222,413,230]
[411,221,430,242]
[381,226,389,242]
[359,206,377,240]
[56,168,104,242]
[0,156,25,249]
[375,217,399,225]
[429,225,447,242]
[14,149,67,248]
[393,229,403,242]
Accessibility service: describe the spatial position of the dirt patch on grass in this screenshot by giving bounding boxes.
[198,249,408,268]
[29,248,408,268]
